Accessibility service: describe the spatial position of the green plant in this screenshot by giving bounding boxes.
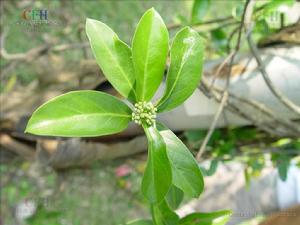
[25,8,231,225]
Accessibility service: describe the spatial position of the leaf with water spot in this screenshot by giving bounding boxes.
[157,27,204,112]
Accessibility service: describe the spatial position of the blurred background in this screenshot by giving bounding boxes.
[0,0,299,225]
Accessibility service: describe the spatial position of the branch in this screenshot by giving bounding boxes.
[200,77,300,138]
[0,28,89,62]
[247,34,300,116]
[201,82,286,137]
[196,0,251,161]
[167,16,234,30]
[244,0,300,116]
[0,134,35,160]
[198,0,300,138]
[196,91,228,161]
[209,81,300,134]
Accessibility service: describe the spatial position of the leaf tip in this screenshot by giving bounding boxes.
[85,18,101,30]
[148,7,156,12]
[85,18,93,26]
[24,119,35,134]
[145,7,160,18]
[85,18,94,35]
[24,125,32,134]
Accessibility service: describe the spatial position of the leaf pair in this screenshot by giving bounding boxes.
[141,124,204,203]
[85,8,168,103]
[86,7,204,113]
[159,125,204,198]
[142,125,204,224]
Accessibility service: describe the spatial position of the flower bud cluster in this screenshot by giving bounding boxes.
[132,101,157,126]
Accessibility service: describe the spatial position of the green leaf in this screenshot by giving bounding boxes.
[244,167,251,188]
[126,219,153,225]
[25,91,131,137]
[157,27,204,112]
[179,210,232,225]
[152,199,180,225]
[191,0,210,23]
[158,124,204,198]
[278,157,290,181]
[199,159,219,176]
[166,185,184,210]
[132,8,169,102]
[211,28,227,54]
[142,126,172,203]
[86,18,136,101]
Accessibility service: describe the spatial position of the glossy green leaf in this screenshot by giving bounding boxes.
[142,126,172,203]
[179,210,232,225]
[132,8,169,102]
[86,18,136,101]
[25,91,131,137]
[191,0,210,23]
[152,199,180,225]
[158,124,204,198]
[126,219,153,225]
[157,27,204,112]
[166,185,184,210]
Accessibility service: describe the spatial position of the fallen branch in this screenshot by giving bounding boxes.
[0,134,35,160]
[247,34,300,116]
[37,135,147,169]
[244,0,300,116]
[208,80,300,135]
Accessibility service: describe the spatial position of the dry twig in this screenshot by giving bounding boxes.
[167,16,234,30]
[196,91,228,161]
[196,0,252,161]
[244,0,300,116]
[0,134,35,160]
[247,33,300,116]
